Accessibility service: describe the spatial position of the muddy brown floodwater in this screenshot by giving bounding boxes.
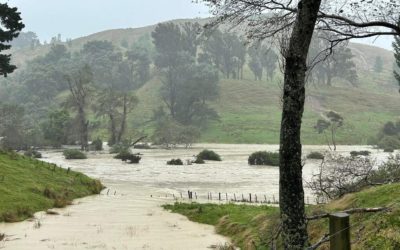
[0,144,391,249]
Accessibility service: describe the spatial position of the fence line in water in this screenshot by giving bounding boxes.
[149,190,328,205]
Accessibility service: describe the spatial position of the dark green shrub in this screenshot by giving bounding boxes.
[63,149,87,159]
[193,157,205,164]
[377,136,400,151]
[350,151,371,157]
[114,151,141,164]
[248,151,279,166]
[24,149,42,158]
[197,149,221,161]
[114,150,132,160]
[307,152,324,160]
[384,148,395,153]
[167,159,184,165]
[90,138,103,151]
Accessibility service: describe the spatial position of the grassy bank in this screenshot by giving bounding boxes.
[163,183,400,249]
[0,150,104,222]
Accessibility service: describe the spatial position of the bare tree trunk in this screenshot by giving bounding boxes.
[279,1,322,249]
[109,113,117,146]
[117,94,128,143]
[78,107,89,151]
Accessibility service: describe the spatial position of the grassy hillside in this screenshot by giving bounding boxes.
[127,74,400,144]
[0,151,103,222]
[6,18,400,145]
[164,183,400,249]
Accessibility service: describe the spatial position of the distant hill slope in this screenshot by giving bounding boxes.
[7,18,400,144]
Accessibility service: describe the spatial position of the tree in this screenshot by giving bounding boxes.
[0,3,24,77]
[80,40,144,145]
[202,30,246,79]
[203,0,400,248]
[309,37,358,86]
[41,110,71,147]
[394,20,400,88]
[152,22,219,126]
[9,31,41,50]
[0,103,25,149]
[314,111,344,151]
[64,65,93,151]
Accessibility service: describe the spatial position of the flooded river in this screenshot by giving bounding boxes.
[0,144,391,249]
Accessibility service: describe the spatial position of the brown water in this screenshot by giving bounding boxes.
[0,144,390,249]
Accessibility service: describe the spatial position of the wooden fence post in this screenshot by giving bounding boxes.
[329,212,351,250]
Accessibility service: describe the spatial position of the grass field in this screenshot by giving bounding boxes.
[0,150,103,222]
[127,72,400,145]
[164,183,400,249]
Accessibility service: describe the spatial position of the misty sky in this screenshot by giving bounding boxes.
[6,0,394,50]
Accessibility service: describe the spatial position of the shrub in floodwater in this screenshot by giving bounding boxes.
[248,151,279,166]
[197,149,221,161]
[90,138,103,151]
[193,157,205,164]
[350,150,371,157]
[24,149,42,159]
[384,148,395,153]
[307,151,324,160]
[63,149,87,159]
[377,136,400,152]
[114,151,141,164]
[167,159,184,165]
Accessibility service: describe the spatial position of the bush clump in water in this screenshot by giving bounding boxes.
[307,151,324,160]
[90,138,103,151]
[350,150,371,157]
[167,159,184,165]
[63,149,87,159]
[197,149,221,161]
[114,150,141,164]
[193,157,205,164]
[248,151,279,166]
[377,136,400,152]
[384,148,395,153]
[24,149,42,159]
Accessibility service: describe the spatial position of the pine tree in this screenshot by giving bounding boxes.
[0,3,24,77]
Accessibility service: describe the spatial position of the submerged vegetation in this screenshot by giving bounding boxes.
[167,158,184,165]
[306,151,325,160]
[0,150,103,222]
[248,151,279,166]
[114,150,141,164]
[63,149,87,159]
[197,149,222,161]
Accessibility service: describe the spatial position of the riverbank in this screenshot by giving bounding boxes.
[164,183,400,249]
[0,145,393,249]
[0,150,103,222]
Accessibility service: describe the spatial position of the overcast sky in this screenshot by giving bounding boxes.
[6,0,394,50]
[6,0,209,41]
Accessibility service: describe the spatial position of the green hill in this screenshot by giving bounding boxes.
[7,18,400,145]
[0,151,103,222]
